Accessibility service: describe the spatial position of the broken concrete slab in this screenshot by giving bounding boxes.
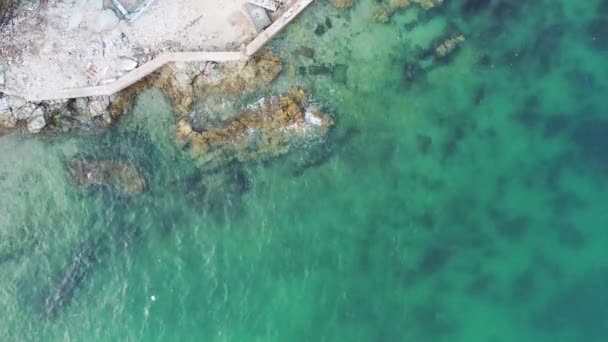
[245,3,272,33]
[249,0,280,11]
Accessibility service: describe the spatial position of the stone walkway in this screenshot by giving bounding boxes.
[0,0,314,102]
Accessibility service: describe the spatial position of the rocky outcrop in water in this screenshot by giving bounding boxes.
[66,159,146,196]
[176,87,333,171]
[1,50,332,175]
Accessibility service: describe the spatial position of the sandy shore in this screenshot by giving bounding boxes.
[0,0,256,95]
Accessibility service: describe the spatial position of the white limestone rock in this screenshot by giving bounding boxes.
[74,97,89,114]
[46,99,70,113]
[14,103,36,121]
[0,97,16,128]
[7,96,27,111]
[88,96,110,118]
[27,107,46,133]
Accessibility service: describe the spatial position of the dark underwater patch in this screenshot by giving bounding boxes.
[514,110,541,127]
[461,0,492,16]
[530,24,566,71]
[543,114,571,138]
[586,18,608,51]
[511,268,536,303]
[488,207,529,241]
[418,246,451,276]
[513,95,541,127]
[491,0,522,23]
[408,302,460,339]
[536,268,608,340]
[555,223,585,250]
[473,85,486,105]
[416,134,433,155]
[570,118,608,170]
[401,61,426,88]
[467,273,496,296]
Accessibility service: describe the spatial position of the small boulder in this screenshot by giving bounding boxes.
[118,58,138,72]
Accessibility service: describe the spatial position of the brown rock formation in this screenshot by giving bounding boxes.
[177,87,333,171]
[193,51,282,96]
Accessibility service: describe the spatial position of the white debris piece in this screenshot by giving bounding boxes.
[95,9,121,32]
[118,58,139,72]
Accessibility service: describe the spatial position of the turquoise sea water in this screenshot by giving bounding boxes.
[2,0,608,340]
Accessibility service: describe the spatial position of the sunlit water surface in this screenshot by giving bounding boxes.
[2,0,608,340]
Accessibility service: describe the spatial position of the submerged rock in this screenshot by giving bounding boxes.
[66,159,146,196]
[435,35,466,58]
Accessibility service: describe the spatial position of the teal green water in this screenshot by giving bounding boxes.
[2,0,608,340]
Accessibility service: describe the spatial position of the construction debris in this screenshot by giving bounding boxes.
[245,3,272,33]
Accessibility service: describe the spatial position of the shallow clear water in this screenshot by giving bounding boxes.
[2,0,608,340]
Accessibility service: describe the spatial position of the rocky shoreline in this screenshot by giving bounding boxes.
[9,49,335,195]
